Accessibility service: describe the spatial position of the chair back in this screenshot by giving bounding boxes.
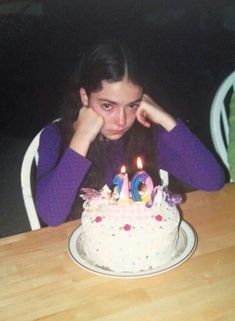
[210,70,235,169]
[21,130,42,230]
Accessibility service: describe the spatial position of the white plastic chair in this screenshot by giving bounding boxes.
[21,129,43,230]
[210,70,235,170]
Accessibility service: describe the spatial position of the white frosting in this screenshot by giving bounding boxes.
[81,186,180,272]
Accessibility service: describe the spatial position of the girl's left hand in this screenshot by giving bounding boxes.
[136,94,177,132]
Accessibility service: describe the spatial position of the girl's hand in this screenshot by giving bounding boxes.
[136,94,177,132]
[74,106,104,143]
[69,106,104,156]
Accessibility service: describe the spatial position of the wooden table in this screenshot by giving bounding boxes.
[1,184,235,321]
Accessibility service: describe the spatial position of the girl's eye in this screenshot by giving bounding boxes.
[129,103,139,110]
[102,103,112,110]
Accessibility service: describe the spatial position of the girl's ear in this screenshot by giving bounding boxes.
[79,87,89,106]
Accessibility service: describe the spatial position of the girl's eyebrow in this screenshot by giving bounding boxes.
[129,99,142,104]
[98,98,117,104]
[98,98,142,105]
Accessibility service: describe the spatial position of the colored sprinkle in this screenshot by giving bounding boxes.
[123,224,131,231]
[95,216,102,223]
[155,214,163,222]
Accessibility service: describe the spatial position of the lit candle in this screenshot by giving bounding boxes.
[130,157,154,202]
[113,165,130,201]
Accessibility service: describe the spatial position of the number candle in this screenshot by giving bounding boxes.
[113,165,130,201]
[130,157,154,202]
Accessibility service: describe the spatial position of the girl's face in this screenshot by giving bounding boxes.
[80,78,143,140]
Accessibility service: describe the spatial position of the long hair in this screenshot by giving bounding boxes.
[57,39,160,219]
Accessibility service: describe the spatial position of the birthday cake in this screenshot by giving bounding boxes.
[80,184,182,273]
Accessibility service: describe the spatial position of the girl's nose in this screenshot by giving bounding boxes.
[117,109,126,127]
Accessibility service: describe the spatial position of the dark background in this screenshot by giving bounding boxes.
[0,0,235,237]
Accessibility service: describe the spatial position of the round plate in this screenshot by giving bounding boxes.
[68,220,197,279]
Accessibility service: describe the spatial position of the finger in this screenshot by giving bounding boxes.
[136,110,151,128]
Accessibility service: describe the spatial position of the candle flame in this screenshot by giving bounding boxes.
[120,165,126,174]
[137,157,143,170]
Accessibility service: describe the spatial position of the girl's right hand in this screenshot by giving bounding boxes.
[69,106,104,156]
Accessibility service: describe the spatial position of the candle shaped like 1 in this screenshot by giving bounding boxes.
[131,157,154,202]
[113,165,130,201]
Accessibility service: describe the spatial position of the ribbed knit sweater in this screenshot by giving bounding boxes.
[36,119,225,226]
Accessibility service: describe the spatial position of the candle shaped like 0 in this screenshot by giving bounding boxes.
[130,157,154,202]
[113,165,130,200]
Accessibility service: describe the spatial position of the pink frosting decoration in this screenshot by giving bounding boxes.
[123,224,131,231]
[95,216,102,223]
[155,214,163,222]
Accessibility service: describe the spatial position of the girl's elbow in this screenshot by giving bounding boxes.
[201,171,225,192]
[203,181,224,192]
[35,199,67,227]
[37,208,66,227]
[42,216,65,227]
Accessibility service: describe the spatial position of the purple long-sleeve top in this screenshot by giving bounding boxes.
[35,119,225,226]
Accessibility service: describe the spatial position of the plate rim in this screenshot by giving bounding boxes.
[68,220,197,279]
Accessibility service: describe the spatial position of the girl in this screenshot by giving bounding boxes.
[36,40,225,226]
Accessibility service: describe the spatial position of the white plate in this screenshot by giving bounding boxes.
[68,220,197,279]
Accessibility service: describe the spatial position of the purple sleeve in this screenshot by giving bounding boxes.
[35,124,92,226]
[158,119,225,191]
